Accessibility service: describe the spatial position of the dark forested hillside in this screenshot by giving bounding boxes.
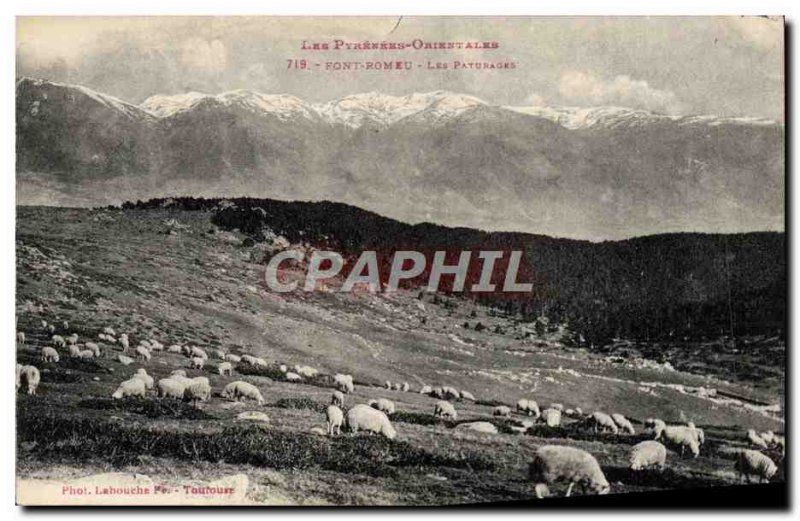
[120,197,785,347]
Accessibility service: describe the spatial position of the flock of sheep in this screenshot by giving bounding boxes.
[16,319,785,499]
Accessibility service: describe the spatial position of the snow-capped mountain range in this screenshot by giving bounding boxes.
[16,78,784,240]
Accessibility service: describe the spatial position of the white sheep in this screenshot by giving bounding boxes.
[17,331,25,345]
[171,369,187,377]
[41,347,60,363]
[333,373,354,394]
[183,380,212,406]
[135,345,151,362]
[630,440,667,471]
[734,449,778,483]
[69,344,82,358]
[587,412,619,434]
[120,334,130,352]
[62,320,69,331]
[212,349,226,360]
[285,372,303,382]
[167,344,183,354]
[112,378,146,399]
[118,354,134,365]
[550,403,564,412]
[190,346,208,360]
[157,377,187,399]
[19,365,41,395]
[442,386,461,400]
[430,387,444,399]
[393,383,403,391]
[385,380,392,389]
[645,418,667,439]
[222,381,264,404]
[747,429,769,449]
[326,405,344,436]
[85,342,101,358]
[370,398,396,415]
[331,390,345,407]
[461,390,475,401]
[402,382,410,392]
[529,445,610,498]
[516,399,541,418]
[760,431,775,445]
[218,361,233,376]
[419,385,432,395]
[78,349,95,359]
[295,365,318,378]
[52,335,66,348]
[540,408,562,427]
[493,405,512,418]
[148,340,164,351]
[456,422,497,434]
[345,404,397,440]
[102,326,116,337]
[226,354,241,363]
[67,333,79,345]
[132,368,154,389]
[16,364,23,391]
[279,364,288,373]
[612,413,635,435]
[47,324,56,334]
[190,356,205,370]
[434,400,457,420]
[658,426,700,457]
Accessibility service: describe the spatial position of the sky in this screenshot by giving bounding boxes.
[16,16,785,120]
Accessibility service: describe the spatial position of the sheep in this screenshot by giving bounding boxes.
[685,422,704,445]
[19,365,41,395]
[78,349,95,359]
[326,405,344,436]
[41,347,60,363]
[393,382,403,391]
[47,324,56,334]
[68,344,82,358]
[645,418,667,439]
[51,335,66,348]
[16,364,23,391]
[370,398,396,415]
[190,356,205,370]
[345,404,397,440]
[167,344,182,354]
[62,320,69,331]
[222,381,265,404]
[183,380,212,406]
[103,326,116,337]
[529,445,610,498]
[493,405,512,418]
[120,334,130,352]
[333,373,354,394]
[629,441,667,471]
[747,429,769,449]
[516,399,541,418]
[211,349,226,360]
[189,346,208,360]
[456,422,497,434]
[734,449,778,483]
[85,342,101,358]
[218,361,233,376]
[226,354,241,363]
[385,380,392,390]
[442,386,461,400]
[112,378,146,399]
[41,320,48,329]
[134,345,151,362]
[430,387,444,399]
[118,354,134,365]
[279,364,288,373]
[402,382,410,392]
[132,368,154,389]
[419,385,432,395]
[67,333,79,345]
[434,400,457,420]
[658,426,700,457]
[295,365,318,378]
[460,390,475,401]
[540,408,562,427]
[148,340,164,352]
[760,431,775,445]
[587,412,619,434]
[550,403,564,412]
[16,332,25,345]
[612,413,635,435]
[171,369,187,378]
[157,378,187,399]
[331,390,345,407]
[285,372,303,382]
[240,354,264,366]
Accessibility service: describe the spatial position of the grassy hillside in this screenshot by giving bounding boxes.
[15,206,785,505]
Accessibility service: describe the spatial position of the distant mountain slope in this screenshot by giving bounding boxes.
[16,78,784,240]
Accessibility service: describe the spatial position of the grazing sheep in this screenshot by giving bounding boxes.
[285,372,303,382]
[529,445,610,498]
[68,344,82,358]
[734,449,778,483]
[118,354,134,365]
[167,344,183,354]
[171,369,187,377]
[47,324,56,334]
[222,381,265,404]
[564,408,584,419]
[132,369,154,389]
[212,349,226,360]
[102,326,116,337]
[385,380,392,389]
[40,320,48,329]
[685,422,703,445]
[19,365,41,395]
[493,405,512,418]
[402,382,410,392]
[612,413,636,435]
[148,340,164,351]
[52,335,66,348]
[456,422,497,434]
[630,441,667,471]
[120,334,130,352]
[226,354,241,363]
[370,398,396,415]
[540,408,562,427]
[747,429,769,449]
[442,386,461,400]
[430,387,444,399]
[183,380,212,406]
[393,382,403,391]
[419,385,433,395]
[189,356,205,370]
[16,332,25,345]
[434,400,458,420]
[67,333,79,345]
[237,411,270,423]
[62,320,69,331]
[157,378,187,399]
[658,426,700,457]
[326,405,344,435]
[760,431,775,445]
[240,354,265,367]
[135,345,151,362]
[587,412,619,434]
[218,362,233,376]
[645,418,667,439]
[190,346,208,360]
[333,373,354,394]
[516,399,541,418]
[85,342,101,358]
[41,347,60,363]
[78,349,95,359]
[294,365,318,378]
[460,390,475,401]
[111,378,146,399]
[345,404,397,440]
[331,390,345,407]
[279,364,288,373]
